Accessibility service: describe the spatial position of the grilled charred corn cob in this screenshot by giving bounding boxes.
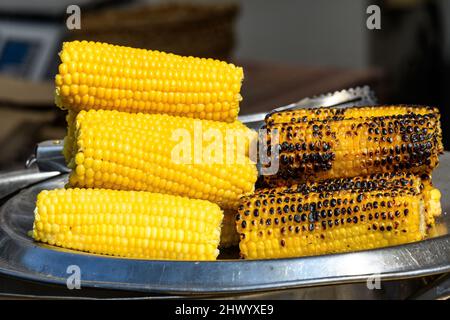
[220,210,240,248]
[33,188,223,260]
[256,172,441,227]
[237,181,430,259]
[66,110,257,209]
[263,106,442,186]
[55,41,243,122]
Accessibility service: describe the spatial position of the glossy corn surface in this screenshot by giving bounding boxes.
[263,106,442,186]
[66,110,257,209]
[33,188,223,260]
[55,41,243,122]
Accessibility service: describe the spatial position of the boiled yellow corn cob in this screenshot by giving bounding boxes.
[237,183,429,259]
[66,110,257,209]
[55,41,243,122]
[33,188,223,260]
[263,106,442,186]
[220,210,240,248]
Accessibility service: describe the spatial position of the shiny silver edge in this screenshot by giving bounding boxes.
[0,242,448,295]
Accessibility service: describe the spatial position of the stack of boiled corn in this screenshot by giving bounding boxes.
[236,105,443,259]
[32,41,257,260]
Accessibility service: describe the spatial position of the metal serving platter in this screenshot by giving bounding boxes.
[0,155,449,295]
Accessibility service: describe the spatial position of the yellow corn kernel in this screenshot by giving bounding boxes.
[220,210,240,248]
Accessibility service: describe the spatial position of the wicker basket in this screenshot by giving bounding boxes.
[69,2,239,60]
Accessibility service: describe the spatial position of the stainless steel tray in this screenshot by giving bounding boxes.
[0,154,449,295]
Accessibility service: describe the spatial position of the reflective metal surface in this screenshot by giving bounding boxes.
[0,153,448,295]
[238,86,377,130]
[0,140,68,199]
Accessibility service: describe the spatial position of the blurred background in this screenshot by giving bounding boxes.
[0,0,448,169]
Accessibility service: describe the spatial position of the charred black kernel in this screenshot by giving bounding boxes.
[380,225,385,232]
[262,199,268,206]
[253,209,260,217]
[308,212,315,222]
[277,207,282,214]
[360,215,365,221]
[380,201,386,207]
[284,197,290,203]
[295,226,301,233]
[395,210,400,217]
[368,214,373,221]
[281,216,287,223]
[373,201,379,209]
[260,218,264,225]
[288,215,294,221]
[386,225,392,231]
[321,221,327,229]
[346,217,352,223]
[266,219,272,226]
[309,224,315,231]
[255,200,261,207]
[274,218,279,225]
[357,194,364,202]
[404,209,409,216]
[330,199,337,207]
[334,208,340,216]
[280,239,286,247]
[373,224,378,230]
[290,204,296,212]
[244,210,250,216]
[354,206,360,213]
[288,226,293,232]
[317,201,322,209]
[283,205,289,213]
[381,212,387,220]
[281,227,286,234]
[241,221,247,228]
[276,198,282,204]
[269,207,275,215]
[347,207,352,214]
[238,204,244,211]
[294,214,301,223]
[353,216,358,223]
[251,220,256,226]
[297,205,303,213]
[301,214,307,222]
[236,214,241,221]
